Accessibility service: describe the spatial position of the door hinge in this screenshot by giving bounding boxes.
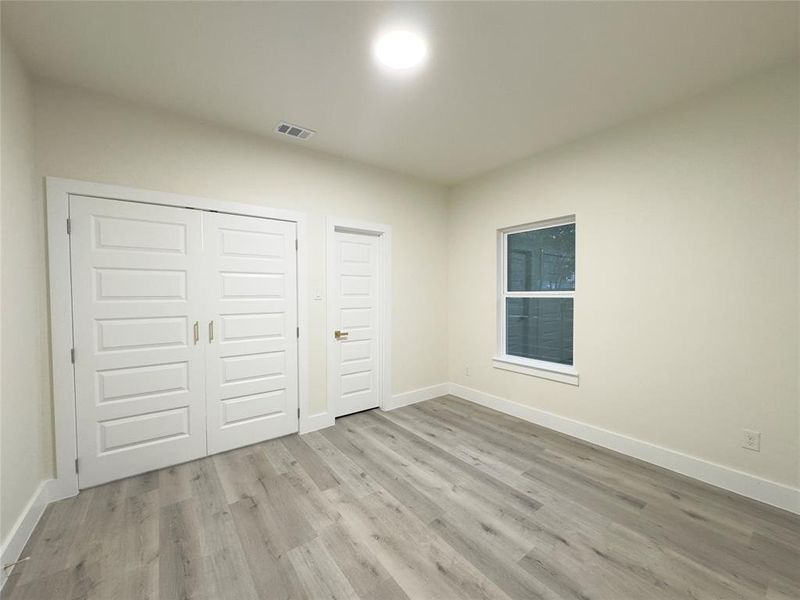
[296,327,300,338]
[295,239,298,250]
[75,458,79,473]
[66,218,71,234]
[70,348,75,363]
[297,408,300,418]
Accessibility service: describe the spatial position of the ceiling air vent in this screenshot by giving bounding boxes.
[275,121,315,140]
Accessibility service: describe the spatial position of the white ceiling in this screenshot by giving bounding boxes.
[2,1,798,184]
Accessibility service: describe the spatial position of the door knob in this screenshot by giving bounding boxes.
[334,330,349,340]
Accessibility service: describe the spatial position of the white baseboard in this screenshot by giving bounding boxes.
[48,477,79,503]
[0,478,71,589]
[300,411,335,434]
[448,383,800,515]
[383,383,450,411]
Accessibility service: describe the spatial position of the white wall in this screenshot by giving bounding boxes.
[33,80,449,420]
[448,65,800,488]
[0,39,52,544]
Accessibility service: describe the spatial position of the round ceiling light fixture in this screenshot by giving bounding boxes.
[373,30,428,71]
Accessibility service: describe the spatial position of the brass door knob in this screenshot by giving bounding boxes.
[334,330,349,340]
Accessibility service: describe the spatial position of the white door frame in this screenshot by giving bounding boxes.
[46,176,310,497]
[325,217,392,415]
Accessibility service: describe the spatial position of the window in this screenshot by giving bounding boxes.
[495,216,578,384]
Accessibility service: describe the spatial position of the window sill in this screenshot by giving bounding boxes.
[492,356,579,386]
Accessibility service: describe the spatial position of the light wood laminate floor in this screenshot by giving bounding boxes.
[3,395,799,600]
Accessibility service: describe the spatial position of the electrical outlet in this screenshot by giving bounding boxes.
[742,429,761,452]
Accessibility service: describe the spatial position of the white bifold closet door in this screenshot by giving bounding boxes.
[70,195,298,488]
[203,212,298,455]
[71,196,208,488]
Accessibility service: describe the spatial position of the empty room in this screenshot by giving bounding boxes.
[1,1,798,599]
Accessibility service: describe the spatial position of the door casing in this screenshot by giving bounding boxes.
[325,217,392,419]
[46,177,310,498]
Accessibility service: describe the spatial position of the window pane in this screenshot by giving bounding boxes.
[506,298,573,365]
[507,224,575,291]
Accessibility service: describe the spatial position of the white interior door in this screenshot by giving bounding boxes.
[70,195,207,488]
[329,230,381,417]
[203,212,299,454]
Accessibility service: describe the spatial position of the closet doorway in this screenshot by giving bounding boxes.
[48,179,308,490]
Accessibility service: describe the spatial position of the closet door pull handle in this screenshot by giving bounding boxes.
[209,321,214,342]
[193,321,199,344]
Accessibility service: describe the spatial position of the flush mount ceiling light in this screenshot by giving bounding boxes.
[373,30,428,71]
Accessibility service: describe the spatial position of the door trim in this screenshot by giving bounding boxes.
[46,176,310,495]
[325,217,392,417]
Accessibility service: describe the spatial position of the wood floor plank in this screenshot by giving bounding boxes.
[517,518,731,600]
[186,460,243,558]
[212,446,270,505]
[1,499,55,595]
[158,459,198,508]
[158,499,208,600]
[363,410,545,519]
[232,476,318,559]
[228,490,308,599]
[319,521,396,599]
[438,395,794,539]
[280,462,343,534]
[5,396,798,600]
[256,438,297,474]
[66,479,128,572]
[321,423,445,524]
[430,515,559,600]
[287,537,360,600]
[387,403,537,476]
[15,486,95,586]
[354,415,546,560]
[366,575,412,600]
[301,430,383,499]
[281,434,340,491]
[109,489,160,576]
[88,565,158,600]
[329,487,512,600]
[202,547,260,600]
[750,532,800,588]
[4,567,85,600]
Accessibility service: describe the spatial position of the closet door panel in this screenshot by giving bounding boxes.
[204,213,298,454]
[70,196,207,488]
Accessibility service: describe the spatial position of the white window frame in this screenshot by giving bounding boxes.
[493,215,579,386]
